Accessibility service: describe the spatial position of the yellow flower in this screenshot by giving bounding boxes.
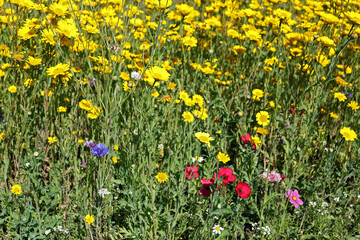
[256,127,268,135]
[155,172,168,183]
[217,152,230,164]
[344,11,360,25]
[27,56,42,66]
[182,112,194,123]
[0,133,5,139]
[195,132,214,147]
[154,0,173,9]
[8,85,17,93]
[268,101,275,108]
[330,112,339,119]
[114,145,119,150]
[48,136,58,144]
[11,184,22,195]
[152,91,159,98]
[79,100,94,111]
[182,36,197,47]
[167,82,176,90]
[84,214,95,225]
[333,92,347,102]
[146,66,170,82]
[112,157,118,163]
[78,139,84,144]
[340,127,357,141]
[57,106,67,113]
[250,136,262,146]
[120,72,130,81]
[347,101,359,110]
[256,111,270,126]
[47,63,70,79]
[252,89,264,101]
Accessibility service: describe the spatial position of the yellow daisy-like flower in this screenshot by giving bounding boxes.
[57,106,67,113]
[112,157,118,163]
[84,214,95,225]
[340,127,357,141]
[48,136,58,144]
[11,184,22,195]
[252,89,264,101]
[344,11,360,25]
[256,111,270,126]
[47,63,70,79]
[255,127,268,135]
[195,132,214,147]
[155,172,168,183]
[217,152,230,164]
[8,85,17,93]
[146,66,170,82]
[27,56,42,66]
[0,133,5,139]
[330,112,339,119]
[250,136,262,146]
[347,101,359,110]
[182,112,194,123]
[333,92,347,102]
[114,145,119,150]
[182,36,198,47]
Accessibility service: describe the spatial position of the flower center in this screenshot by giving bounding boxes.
[292,196,297,201]
[216,227,220,231]
[260,115,268,122]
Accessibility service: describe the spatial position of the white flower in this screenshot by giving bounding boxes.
[343,192,348,198]
[192,156,204,163]
[158,144,164,150]
[212,225,224,235]
[98,188,111,198]
[131,71,142,81]
[334,197,340,202]
[25,163,31,167]
[133,130,138,135]
[309,201,317,207]
[45,229,51,235]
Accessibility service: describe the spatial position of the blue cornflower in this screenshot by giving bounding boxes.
[91,143,110,157]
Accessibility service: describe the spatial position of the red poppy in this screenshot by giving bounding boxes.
[198,178,213,197]
[184,165,199,179]
[213,168,236,185]
[235,182,251,198]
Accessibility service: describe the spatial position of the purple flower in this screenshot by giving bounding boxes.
[91,143,110,157]
[85,140,97,148]
[89,78,96,87]
[286,189,304,208]
[81,161,87,166]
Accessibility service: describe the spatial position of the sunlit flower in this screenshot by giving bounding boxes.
[182,111,194,123]
[256,111,270,126]
[217,152,230,164]
[155,172,168,183]
[8,85,17,93]
[84,214,95,225]
[48,136,58,144]
[195,132,214,147]
[286,189,304,208]
[11,184,22,195]
[212,225,224,235]
[334,92,347,102]
[340,127,357,141]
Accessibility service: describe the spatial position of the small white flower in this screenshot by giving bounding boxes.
[133,130,138,135]
[334,197,340,202]
[309,201,317,207]
[158,144,164,150]
[25,162,31,167]
[98,188,111,198]
[192,156,204,163]
[321,202,328,208]
[214,216,219,220]
[358,195,360,199]
[131,71,142,81]
[343,192,348,198]
[45,229,51,235]
[212,225,224,235]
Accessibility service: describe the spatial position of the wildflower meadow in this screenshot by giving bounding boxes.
[1,0,360,239]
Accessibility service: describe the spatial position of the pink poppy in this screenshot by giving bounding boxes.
[235,182,251,198]
[184,165,199,179]
[286,189,304,208]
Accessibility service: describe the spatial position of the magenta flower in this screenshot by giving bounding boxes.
[286,189,304,208]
